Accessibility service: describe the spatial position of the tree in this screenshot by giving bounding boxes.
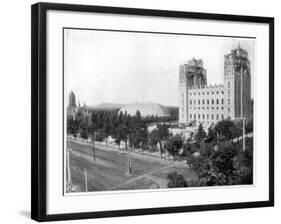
[188,138,253,186]
[245,119,253,134]
[128,111,143,149]
[95,130,106,143]
[214,119,241,140]
[102,116,112,146]
[149,129,160,152]
[75,110,85,129]
[165,134,183,160]
[123,114,132,150]
[207,124,216,140]
[194,123,206,142]
[148,124,170,158]
[79,122,89,140]
[167,171,187,188]
[233,139,253,184]
[156,124,170,158]
[114,123,127,149]
[67,118,79,137]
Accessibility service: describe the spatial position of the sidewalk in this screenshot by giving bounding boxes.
[67,136,185,165]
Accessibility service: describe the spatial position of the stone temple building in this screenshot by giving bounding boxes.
[67,91,92,125]
[179,45,252,126]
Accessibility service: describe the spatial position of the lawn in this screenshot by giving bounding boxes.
[67,140,197,193]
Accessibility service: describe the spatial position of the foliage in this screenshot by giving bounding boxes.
[188,138,253,186]
[148,124,170,158]
[194,123,206,142]
[67,118,79,137]
[214,119,241,140]
[245,119,253,134]
[79,122,89,139]
[207,124,216,140]
[167,171,188,188]
[165,134,183,160]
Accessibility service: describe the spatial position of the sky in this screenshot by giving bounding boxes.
[65,29,255,107]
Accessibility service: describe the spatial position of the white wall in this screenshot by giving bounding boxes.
[0,0,279,223]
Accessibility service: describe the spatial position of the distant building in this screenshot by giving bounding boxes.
[67,91,92,125]
[179,45,252,126]
[119,102,170,117]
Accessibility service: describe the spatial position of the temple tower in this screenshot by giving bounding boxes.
[68,91,76,108]
[179,58,207,124]
[224,45,251,120]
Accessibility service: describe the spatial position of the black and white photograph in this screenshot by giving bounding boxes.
[64,28,255,193]
[29,2,274,222]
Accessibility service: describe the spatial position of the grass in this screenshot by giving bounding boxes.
[67,141,197,193]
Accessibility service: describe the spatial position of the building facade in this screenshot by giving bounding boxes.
[67,91,92,125]
[179,45,251,126]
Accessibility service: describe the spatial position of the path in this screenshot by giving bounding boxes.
[110,161,187,190]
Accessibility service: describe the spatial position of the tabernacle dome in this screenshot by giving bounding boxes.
[119,102,170,117]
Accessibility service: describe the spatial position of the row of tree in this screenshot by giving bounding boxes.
[68,108,253,159]
[67,110,178,154]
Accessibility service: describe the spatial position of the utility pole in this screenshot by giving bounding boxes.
[84,168,88,192]
[92,132,96,161]
[128,149,132,174]
[242,118,246,152]
[241,66,243,118]
[67,148,72,191]
[128,136,132,174]
[214,131,219,151]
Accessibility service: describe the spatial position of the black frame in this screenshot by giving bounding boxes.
[31,2,274,222]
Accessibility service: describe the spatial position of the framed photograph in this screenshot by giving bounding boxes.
[31,2,274,222]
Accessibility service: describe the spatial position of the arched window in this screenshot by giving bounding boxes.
[216,114,219,120]
[228,82,231,88]
[217,99,219,104]
[221,99,224,104]
[190,100,192,105]
[198,100,200,105]
[202,99,205,105]
[212,99,214,104]
[207,99,209,105]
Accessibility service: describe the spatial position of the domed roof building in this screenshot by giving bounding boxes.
[119,102,170,117]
